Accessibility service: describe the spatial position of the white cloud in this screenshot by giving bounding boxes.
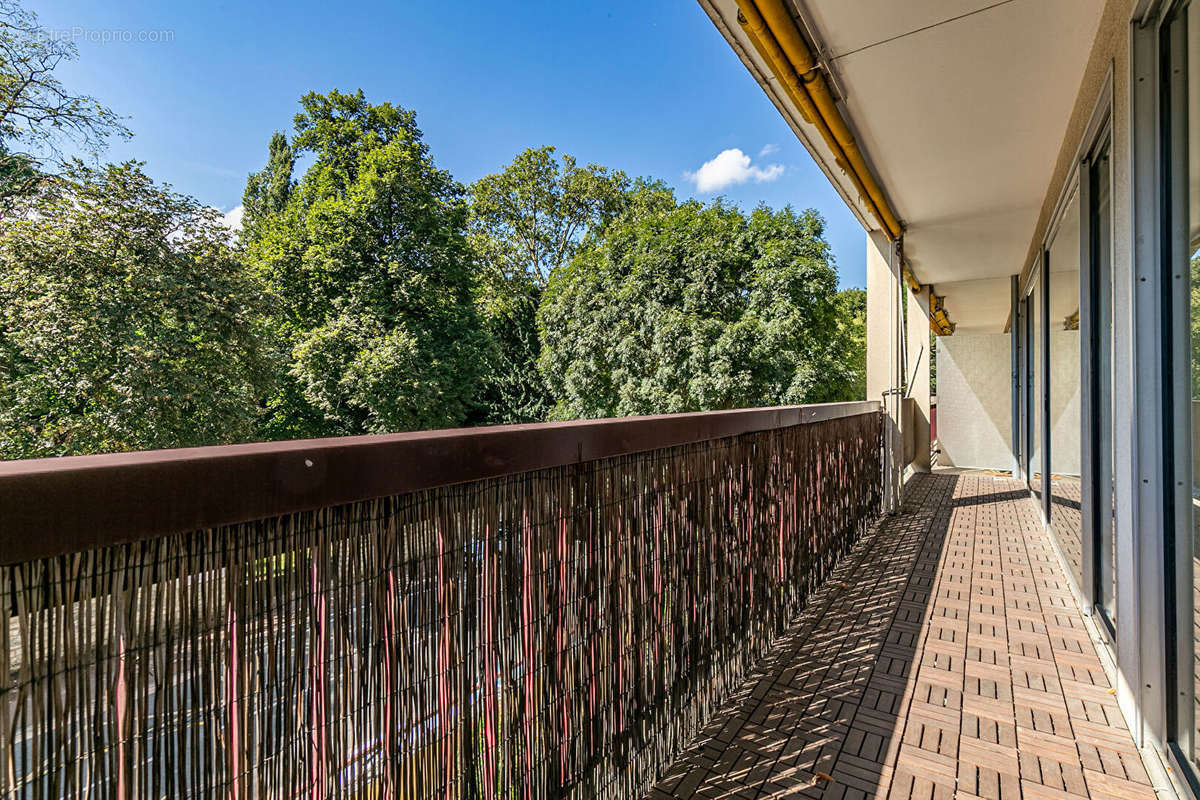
[759,143,780,157]
[221,205,244,232]
[684,148,784,194]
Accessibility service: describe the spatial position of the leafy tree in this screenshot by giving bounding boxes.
[468,146,628,423]
[0,1,129,203]
[818,288,866,402]
[538,183,853,419]
[0,162,269,458]
[1192,252,1200,400]
[243,90,487,438]
[241,131,294,239]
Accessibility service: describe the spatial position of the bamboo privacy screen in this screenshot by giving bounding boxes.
[2,409,882,799]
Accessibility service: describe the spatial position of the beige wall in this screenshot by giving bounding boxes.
[905,286,932,472]
[865,231,894,404]
[936,333,1014,470]
[865,231,931,472]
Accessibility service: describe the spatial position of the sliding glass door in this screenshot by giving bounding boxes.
[1165,0,1200,778]
[1047,189,1084,586]
[1087,130,1116,630]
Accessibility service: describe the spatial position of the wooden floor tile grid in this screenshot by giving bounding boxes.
[645,474,1157,800]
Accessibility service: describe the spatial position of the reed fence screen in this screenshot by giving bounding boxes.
[2,409,882,799]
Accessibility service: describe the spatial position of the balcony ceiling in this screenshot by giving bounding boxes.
[700,0,1104,328]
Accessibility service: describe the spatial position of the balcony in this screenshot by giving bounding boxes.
[647,473,1154,800]
[0,403,1157,798]
[1,403,884,798]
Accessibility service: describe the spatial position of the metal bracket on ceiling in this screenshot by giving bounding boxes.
[786,0,849,102]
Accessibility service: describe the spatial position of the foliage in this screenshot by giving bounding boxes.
[1192,252,1200,400]
[0,1,129,203]
[241,131,294,240]
[468,146,629,423]
[823,288,866,402]
[538,183,855,419]
[243,90,488,438]
[0,162,269,458]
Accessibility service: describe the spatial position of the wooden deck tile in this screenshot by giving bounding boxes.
[643,473,1156,799]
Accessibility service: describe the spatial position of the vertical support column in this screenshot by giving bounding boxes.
[905,285,933,473]
[866,230,903,511]
[865,231,892,404]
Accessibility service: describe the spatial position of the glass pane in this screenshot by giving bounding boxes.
[1031,277,1043,501]
[1048,190,1083,586]
[1183,0,1200,768]
[1091,134,1116,627]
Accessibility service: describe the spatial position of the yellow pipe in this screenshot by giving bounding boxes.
[736,0,940,321]
[930,294,953,335]
[750,0,903,238]
[735,4,892,240]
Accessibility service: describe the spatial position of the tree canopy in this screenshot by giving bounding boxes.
[0,162,269,458]
[538,183,860,419]
[0,0,871,457]
[0,1,129,202]
[468,147,629,423]
[242,89,488,438]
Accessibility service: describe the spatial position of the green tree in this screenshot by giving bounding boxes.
[538,184,852,419]
[468,146,629,423]
[819,288,866,402]
[1192,252,1200,400]
[243,90,487,438]
[0,1,129,203]
[0,162,269,458]
[241,131,294,239]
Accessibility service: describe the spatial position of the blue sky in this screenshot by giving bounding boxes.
[35,0,866,288]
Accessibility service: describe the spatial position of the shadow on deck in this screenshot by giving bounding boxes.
[647,472,1156,800]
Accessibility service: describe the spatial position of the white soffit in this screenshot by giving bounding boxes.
[805,0,1103,284]
[699,0,1104,287]
[935,277,1014,333]
[697,0,882,233]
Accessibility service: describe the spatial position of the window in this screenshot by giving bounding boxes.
[1030,272,1044,501]
[1166,0,1200,778]
[1086,130,1116,630]
[1048,187,1084,586]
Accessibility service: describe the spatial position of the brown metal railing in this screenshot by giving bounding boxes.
[0,402,881,799]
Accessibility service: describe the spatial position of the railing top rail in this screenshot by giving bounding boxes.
[0,401,879,564]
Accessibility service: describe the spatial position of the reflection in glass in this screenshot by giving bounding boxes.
[1048,190,1083,587]
[1030,277,1043,503]
[1181,0,1200,773]
[1090,133,1116,628]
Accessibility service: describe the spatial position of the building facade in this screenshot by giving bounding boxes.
[699,0,1200,791]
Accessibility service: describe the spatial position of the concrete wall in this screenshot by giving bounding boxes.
[936,333,1013,470]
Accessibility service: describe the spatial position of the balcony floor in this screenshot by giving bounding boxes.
[647,472,1157,800]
